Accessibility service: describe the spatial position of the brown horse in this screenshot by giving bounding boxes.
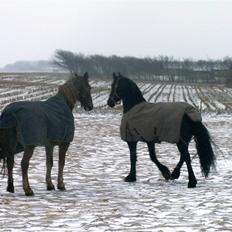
[0,72,93,196]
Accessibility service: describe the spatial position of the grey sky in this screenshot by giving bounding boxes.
[0,0,231,67]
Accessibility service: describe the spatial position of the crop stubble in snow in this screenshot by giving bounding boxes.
[0,74,232,231]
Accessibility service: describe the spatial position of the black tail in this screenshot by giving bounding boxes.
[192,121,216,177]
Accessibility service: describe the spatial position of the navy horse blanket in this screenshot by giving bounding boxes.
[0,94,74,148]
[120,102,202,143]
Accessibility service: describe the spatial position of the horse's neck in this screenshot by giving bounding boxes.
[64,95,75,111]
[122,95,146,114]
[58,86,77,111]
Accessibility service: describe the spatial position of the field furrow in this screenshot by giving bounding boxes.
[0,74,232,114]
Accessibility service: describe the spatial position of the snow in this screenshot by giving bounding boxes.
[0,74,232,231]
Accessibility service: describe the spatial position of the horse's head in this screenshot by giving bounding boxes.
[107,73,123,108]
[107,73,146,113]
[59,72,93,111]
[74,72,93,111]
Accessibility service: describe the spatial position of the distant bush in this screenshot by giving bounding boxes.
[224,67,232,87]
[225,76,232,88]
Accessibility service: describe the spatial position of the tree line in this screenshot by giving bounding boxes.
[54,49,232,86]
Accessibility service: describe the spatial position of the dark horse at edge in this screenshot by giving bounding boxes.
[107,73,216,188]
[0,72,93,196]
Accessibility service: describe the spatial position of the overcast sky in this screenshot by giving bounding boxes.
[0,0,231,67]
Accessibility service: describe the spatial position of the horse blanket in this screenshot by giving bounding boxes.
[120,102,202,143]
[0,94,74,150]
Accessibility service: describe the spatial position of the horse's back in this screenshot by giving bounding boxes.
[121,102,201,143]
[0,96,74,147]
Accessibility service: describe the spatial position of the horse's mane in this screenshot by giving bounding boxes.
[58,77,79,109]
[119,76,146,103]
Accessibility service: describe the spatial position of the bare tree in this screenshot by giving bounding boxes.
[53,49,232,83]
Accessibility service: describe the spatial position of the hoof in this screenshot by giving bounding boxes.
[7,185,15,193]
[124,175,136,182]
[25,188,34,196]
[57,184,66,191]
[171,168,180,180]
[47,184,55,191]
[188,180,197,188]
[163,172,171,181]
[162,167,171,181]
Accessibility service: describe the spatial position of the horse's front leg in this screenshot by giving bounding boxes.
[57,142,69,190]
[171,152,185,180]
[147,142,171,181]
[7,156,14,193]
[46,144,55,191]
[125,141,137,182]
[21,145,35,196]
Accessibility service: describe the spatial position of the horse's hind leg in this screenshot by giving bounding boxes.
[57,142,69,190]
[7,156,14,193]
[171,154,185,180]
[177,141,197,188]
[1,128,17,193]
[21,145,35,196]
[46,144,55,191]
[125,141,137,182]
[147,142,171,181]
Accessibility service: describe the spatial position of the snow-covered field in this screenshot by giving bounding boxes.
[0,73,232,231]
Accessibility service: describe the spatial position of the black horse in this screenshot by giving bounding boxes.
[0,72,93,196]
[107,73,215,188]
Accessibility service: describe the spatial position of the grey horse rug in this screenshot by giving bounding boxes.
[0,94,74,149]
[120,102,202,143]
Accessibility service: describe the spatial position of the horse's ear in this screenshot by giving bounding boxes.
[118,72,123,77]
[83,72,89,79]
[113,73,118,80]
